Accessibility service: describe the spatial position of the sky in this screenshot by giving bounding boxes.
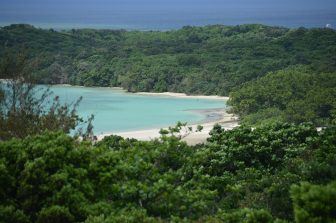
[0,0,335,29]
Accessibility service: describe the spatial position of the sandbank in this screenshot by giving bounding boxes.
[135,92,229,100]
[97,108,239,145]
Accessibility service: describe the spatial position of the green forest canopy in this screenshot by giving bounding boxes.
[228,66,336,126]
[0,24,335,96]
[1,123,335,222]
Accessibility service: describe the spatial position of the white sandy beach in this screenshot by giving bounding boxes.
[136,91,229,100]
[97,108,239,145]
[55,85,229,101]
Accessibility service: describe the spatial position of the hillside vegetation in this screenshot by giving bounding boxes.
[1,123,335,222]
[1,24,335,96]
[228,66,336,126]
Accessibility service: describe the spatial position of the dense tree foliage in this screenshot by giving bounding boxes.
[228,66,336,126]
[0,123,335,222]
[291,182,336,223]
[0,24,335,96]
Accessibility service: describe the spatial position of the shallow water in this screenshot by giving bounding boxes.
[50,85,226,134]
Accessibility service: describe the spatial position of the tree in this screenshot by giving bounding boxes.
[0,50,92,140]
[0,124,335,222]
[291,182,336,223]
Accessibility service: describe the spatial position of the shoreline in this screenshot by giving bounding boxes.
[135,92,229,100]
[54,84,237,144]
[97,108,239,145]
[53,84,229,100]
[187,108,227,125]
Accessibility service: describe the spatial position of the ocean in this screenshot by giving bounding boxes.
[0,0,335,30]
[50,85,226,134]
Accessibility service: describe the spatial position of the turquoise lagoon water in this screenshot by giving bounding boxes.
[51,86,226,134]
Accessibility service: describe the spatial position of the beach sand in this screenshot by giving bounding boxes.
[97,91,238,145]
[97,108,239,145]
[135,91,229,100]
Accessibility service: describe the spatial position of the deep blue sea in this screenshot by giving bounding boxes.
[0,0,335,30]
